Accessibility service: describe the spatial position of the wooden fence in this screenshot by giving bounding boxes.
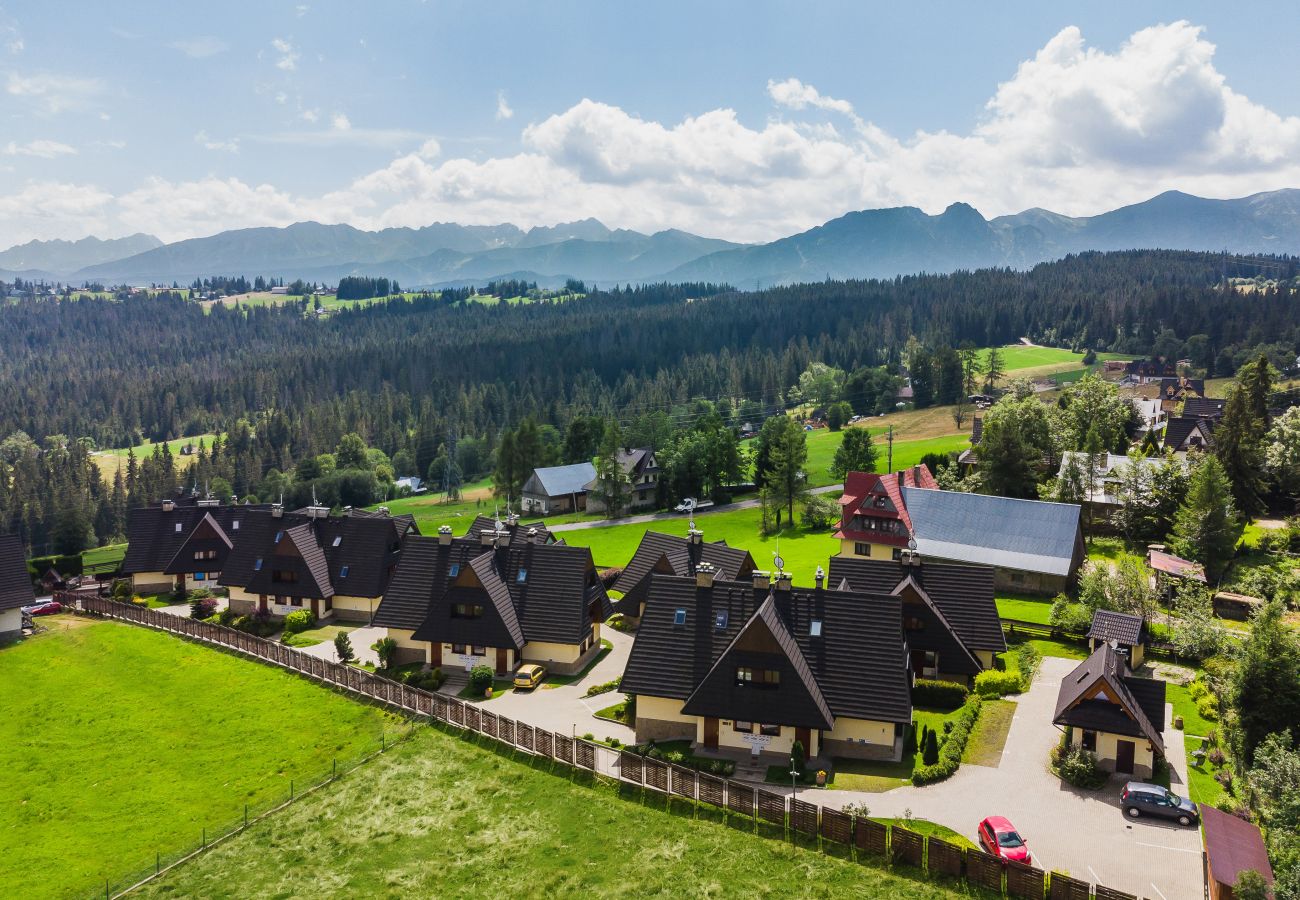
[75,594,1151,900]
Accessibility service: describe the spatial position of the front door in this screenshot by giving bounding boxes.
[495,648,509,675]
[703,717,719,750]
[796,727,812,756]
[1115,739,1135,774]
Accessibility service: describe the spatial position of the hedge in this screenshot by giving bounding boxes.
[1015,642,1042,690]
[974,669,1023,698]
[911,695,982,785]
[911,678,969,709]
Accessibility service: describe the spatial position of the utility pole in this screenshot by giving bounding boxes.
[887,425,894,472]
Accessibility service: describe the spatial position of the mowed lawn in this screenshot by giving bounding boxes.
[0,619,400,900]
[136,727,974,900]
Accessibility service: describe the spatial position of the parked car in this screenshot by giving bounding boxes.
[21,599,62,616]
[1120,782,1199,826]
[513,663,546,690]
[673,499,714,514]
[977,816,1032,864]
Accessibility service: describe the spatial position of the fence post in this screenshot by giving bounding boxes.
[290,780,294,800]
[201,827,206,848]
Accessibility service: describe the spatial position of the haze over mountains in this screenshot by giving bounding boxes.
[7,189,1300,288]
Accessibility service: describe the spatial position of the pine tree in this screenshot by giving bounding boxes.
[830,428,878,480]
[1170,455,1242,581]
[1216,374,1269,516]
[591,421,631,518]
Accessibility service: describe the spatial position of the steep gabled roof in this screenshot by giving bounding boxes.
[244,522,336,599]
[610,531,756,601]
[1053,642,1165,752]
[682,595,835,730]
[828,556,1005,654]
[123,502,270,575]
[523,462,597,498]
[464,515,555,545]
[0,533,34,612]
[622,575,912,726]
[162,512,232,575]
[1087,609,1145,646]
[1164,416,1214,451]
[371,536,481,631]
[1183,397,1226,419]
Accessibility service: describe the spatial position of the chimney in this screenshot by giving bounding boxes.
[271,502,284,519]
[751,569,770,590]
[378,506,390,516]
[161,499,175,513]
[775,571,792,591]
[306,505,329,520]
[815,566,825,589]
[507,513,519,527]
[527,527,538,540]
[438,525,453,546]
[480,529,497,547]
[495,528,509,548]
[687,528,703,545]
[695,562,715,589]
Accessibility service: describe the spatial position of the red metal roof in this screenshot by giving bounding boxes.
[1148,548,1207,583]
[1200,804,1274,890]
[835,466,937,543]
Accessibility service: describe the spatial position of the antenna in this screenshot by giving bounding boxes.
[684,497,696,532]
[772,540,784,575]
[311,485,319,507]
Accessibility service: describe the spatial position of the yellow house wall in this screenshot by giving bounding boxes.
[1070,728,1156,776]
[825,717,894,748]
[330,594,377,622]
[183,572,221,591]
[132,571,173,593]
[637,695,695,724]
[975,650,996,669]
[522,640,581,665]
[712,721,816,757]
[838,539,896,560]
[0,606,21,637]
[435,643,516,672]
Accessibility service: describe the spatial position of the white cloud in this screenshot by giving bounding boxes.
[6,71,105,115]
[496,90,514,121]
[3,139,76,158]
[6,22,1300,245]
[194,130,239,153]
[331,112,350,131]
[271,37,299,71]
[169,36,229,58]
[296,4,310,17]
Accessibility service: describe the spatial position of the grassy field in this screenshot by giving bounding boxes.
[962,700,1016,767]
[872,818,976,850]
[1165,681,1217,738]
[995,594,1054,625]
[0,619,401,900]
[91,432,220,482]
[136,725,975,899]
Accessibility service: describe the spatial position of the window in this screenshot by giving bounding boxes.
[892,548,903,561]
[733,721,753,733]
[232,520,240,531]
[1081,730,1097,752]
[452,643,468,655]
[272,569,297,584]
[175,522,183,533]
[854,542,871,556]
[673,608,687,626]
[810,619,822,637]
[735,666,780,688]
[253,558,263,571]
[194,572,205,581]
[448,563,460,578]
[339,566,349,578]
[760,724,781,737]
[472,645,486,656]
[274,530,284,544]
[904,616,926,631]
[452,603,483,619]
[332,536,342,547]
[516,568,528,583]
[714,610,728,629]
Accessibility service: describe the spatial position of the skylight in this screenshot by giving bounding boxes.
[274,530,283,543]
[810,619,823,637]
[448,563,460,577]
[232,520,240,530]
[673,608,687,625]
[340,565,349,578]
[175,522,183,533]
[332,536,342,547]
[253,558,263,571]
[516,568,528,583]
[714,610,728,629]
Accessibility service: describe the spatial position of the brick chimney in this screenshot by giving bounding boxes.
[775,571,792,591]
[438,525,453,546]
[751,569,770,590]
[695,562,715,588]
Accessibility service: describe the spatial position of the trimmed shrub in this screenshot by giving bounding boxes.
[911,678,968,710]
[584,677,621,697]
[215,606,237,626]
[1051,742,1107,789]
[282,609,316,635]
[468,664,494,695]
[333,631,354,664]
[912,695,982,785]
[921,728,940,765]
[975,669,1024,698]
[1014,643,1042,689]
[190,597,218,620]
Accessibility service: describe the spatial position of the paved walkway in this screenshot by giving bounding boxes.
[549,483,843,533]
[294,624,386,667]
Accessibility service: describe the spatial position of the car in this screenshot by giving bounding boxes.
[977,816,1032,864]
[22,599,62,616]
[1121,782,1199,826]
[513,664,546,690]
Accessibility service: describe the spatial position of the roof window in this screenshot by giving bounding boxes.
[810,619,823,637]
[274,530,284,543]
[448,563,460,577]
[175,522,183,533]
[253,558,263,571]
[332,536,342,547]
[339,565,349,578]
[232,520,240,530]
[516,568,528,583]
[714,610,728,629]
[673,608,687,626]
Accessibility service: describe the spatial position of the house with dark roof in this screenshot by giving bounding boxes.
[584,447,661,515]
[1201,804,1275,900]
[1056,451,1188,516]
[520,462,597,515]
[1053,642,1167,778]
[621,567,912,762]
[1156,377,1206,412]
[837,466,1084,594]
[610,529,756,625]
[463,513,557,545]
[220,504,416,623]
[956,417,982,470]
[122,496,274,594]
[1124,360,1177,383]
[372,522,610,672]
[1163,416,1214,453]
[1182,397,1226,421]
[828,554,1005,681]
[1087,609,1149,668]
[0,533,35,640]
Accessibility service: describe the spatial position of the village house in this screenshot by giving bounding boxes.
[836,466,1084,594]
[1053,641,1166,778]
[1161,416,1214,453]
[372,522,610,672]
[0,533,35,641]
[1123,359,1178,384]
[520,462,597,515]
[219,504,416,623]
[121,494,273,595]
[620,567,912,763]
[584,447,661,515]
[1132,397,1167,440]
[1087,609,1149,668]
[1056,451,1186,519]
[1182,397,1227,421]
[828,553,1005,682]
[1156,376,1206,412]
[609,528,756,625]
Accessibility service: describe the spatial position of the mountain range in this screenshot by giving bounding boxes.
[6,189,1300,288]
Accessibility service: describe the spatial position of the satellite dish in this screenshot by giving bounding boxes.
[907,538,917,551]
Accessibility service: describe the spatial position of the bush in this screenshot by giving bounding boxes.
[921,728,940,765]
[912,695,982,785]
[371,636,398,670]
[1014,643,1041,689]
[468,664,494,695]
[911,678,968,709]
[404,668,445,692]
[281,609,316,635]
[1196,694,1220,722]
[975,669,1023,698]
[605,613,634,633]
[188,588,213,600]
[1051,742,1107,789]
[584,677,621,697]
[190,597,218,620]
[111,579,133,601]
[1048,597,1093,634]
[333,631,354,664]
[215,606,237,626]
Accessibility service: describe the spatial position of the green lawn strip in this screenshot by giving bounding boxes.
[137,727,971,900]
[1164,682,1218,738]
[824,756,914,792]
[541,639,614,687]
[1183,739,1231,806]
[82,542,127,570]
[1003,631,1088,662]
[872,818,976,850]
[962,699,1016,767]
[996,594,1054,625]
[1084,536,1144,567]
[0,621,400,900]
[458,682,513,702]
[280,623,356,651]
[594,700,631,725]
[98,432,222,458]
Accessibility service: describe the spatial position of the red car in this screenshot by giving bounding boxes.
[22,599,62,616]
[978,816,1032,864]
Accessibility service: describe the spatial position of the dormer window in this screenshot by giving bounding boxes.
[332,536,342,547]
[673,608,687,626]
[810,619,823,637]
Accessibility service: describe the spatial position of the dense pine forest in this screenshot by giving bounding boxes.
[2,249,1298,554]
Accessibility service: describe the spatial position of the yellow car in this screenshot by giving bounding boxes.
[513,664,546,690]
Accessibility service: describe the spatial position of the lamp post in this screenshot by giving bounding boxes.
[789,765,800,801]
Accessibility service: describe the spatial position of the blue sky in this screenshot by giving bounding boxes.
[4,1,1300,244]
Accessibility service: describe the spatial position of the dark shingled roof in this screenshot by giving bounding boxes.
[0,533,35,612]
[244,523,335,599]
[1087,609,1145,646]
[1200,804,1275,891]
[621,575,912,727]
[464,515,556,545]
[162,512,232,575]
[1164,416,1213,451]
[610,531,756,616]
[1053,642,1165,752]
[378,533,610,649]
[1182,397,1226,419]
[123,501,270,576]
[829,556,1006,654]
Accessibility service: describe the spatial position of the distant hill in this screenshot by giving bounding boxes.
[14,188,1300,288]
[0,233,161,278]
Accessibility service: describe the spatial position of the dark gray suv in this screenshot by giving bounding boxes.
[1120,782,1199,826]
